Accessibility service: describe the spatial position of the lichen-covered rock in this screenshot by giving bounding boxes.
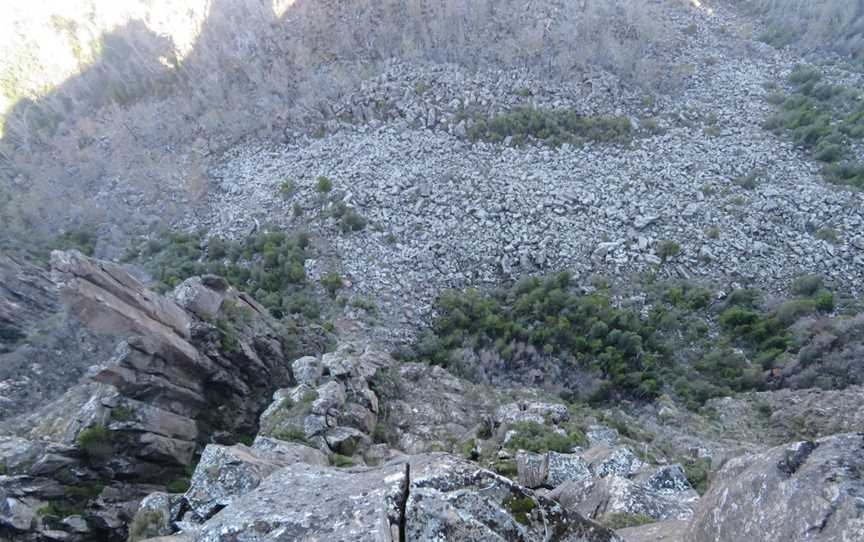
[616,520,689,542]
[586,425,619,448]
[250,436,328,466]
[325,426,371,456]
[516,451,592,490]
[517,451,548,489]
[183,453,619,542]
[171,276,228,320]
[310,381,346,415]
[547,452,592,488]
[127,492,173,541]
[405,454,619,542]
[290,356,321,386]
[688,433,864,541]
[192,460,406,542]
[371,363,500,454]
[182,444,286,522]
[583,447,644,479]
[570,475,699,522]
[495,401,570,427]
[0,496,39,532]
[632,464,692,494]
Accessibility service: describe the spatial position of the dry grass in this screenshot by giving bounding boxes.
[734,0,864,60]
[0,0,682,247]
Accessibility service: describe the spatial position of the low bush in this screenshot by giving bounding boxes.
[683,456,712,495]
[126,228,316,320]
[504,421,581,454]
[656,240,681,261]
[764,65,864,188]
[315,176,333,193]
[52,226,97,256]
[407,271,851,407]
[791,275,823,296]
[166,478,190,493]
[320,272,343,297]
[76,426,113,463]
[467,106,632,147]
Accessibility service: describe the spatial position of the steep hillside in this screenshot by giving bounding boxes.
[0,1,863,541]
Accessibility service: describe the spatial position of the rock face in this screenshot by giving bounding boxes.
[152,452,621,542]
[0,254,111,421]
[0,251,308,542]
[688,433,864,541]
[257,344,389,461]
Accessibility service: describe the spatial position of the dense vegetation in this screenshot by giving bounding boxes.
[765,65,864,188]
[465,107,632,147]
[405,271,847,408]
[124,228,323,320]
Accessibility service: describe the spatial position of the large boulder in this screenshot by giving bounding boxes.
[517,451,592,489]
[174,453,620,542]
[688,433,864,541]
[182,444,293,522]
[0,251,309,542]
[570,475,698,523]
[404,454,618,541]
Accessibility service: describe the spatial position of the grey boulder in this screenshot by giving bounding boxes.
[688,433,864,541]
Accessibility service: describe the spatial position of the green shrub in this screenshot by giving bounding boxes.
[788,64,821,85]
[732,171,760,190]
[504,421,579,454]
[321,272,343,297]
[126,228,316,321]
[467,106,631,147]
[271,428,310,445]
[656,240,681,261]
[791,275,823,296]
[76,426,113,463]
[683,457,712,494]
[461,438,478,460]
[774,299,816,326]
[53,226,97,256]
[110,405,133,422]
[503,495,536,525]
[765,65,864,189]
[814,228,840,245]
[350,297,378,315]
[166,478,190,493]
[339,208,367,233]
[815,290,835,312]
[330,454,354,467]
[315,176,333,193]
[492,459,517,478]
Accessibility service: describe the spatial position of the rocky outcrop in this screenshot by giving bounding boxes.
[688,433,864,541]
[0,254,111,421]
[257,345,386,459]
[0,251,311,541]
[143,451,621,542]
